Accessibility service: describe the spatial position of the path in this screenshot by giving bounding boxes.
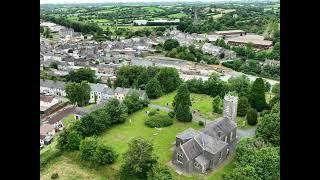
[148,104,173,112]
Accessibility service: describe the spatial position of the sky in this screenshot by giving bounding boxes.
[40,0,242,4]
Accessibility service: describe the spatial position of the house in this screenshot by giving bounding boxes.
[40,79,66,96]
[40,95,59,114]
[40,135,46,148]
[89,83,110,104]
[226,34,273,50]
[133,20,148,26]
[114,87,131,101]
[172,95,238,174]
[214,30,246,38]
[201,43,237,60]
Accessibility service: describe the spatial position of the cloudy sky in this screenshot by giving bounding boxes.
[40,0,237,4]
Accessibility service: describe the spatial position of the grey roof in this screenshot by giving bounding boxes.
[102,87,114,95]
[74,107,91,116]
[40,79,65,90]
[201,117,236,138]
[90,83,107,93]
[195,154,210,167]
[114,87,130,95]
[194,133,228,155]
[181,138,202,160]
[177,128,199,140]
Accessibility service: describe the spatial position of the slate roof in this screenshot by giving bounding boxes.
[194,133,228,155]
[40,79,66,90]
[181,138,203,160]
[114,87,130,95]
[90,83,107,93]
[40,124,54,136]
[40,95,55,103]
[40,134,46,140]
[177,128,199,140]
[102,87,114,95]
[201,117,236,138]
[195,154,210,167]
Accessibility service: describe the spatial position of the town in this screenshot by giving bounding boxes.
[40,1,280,180]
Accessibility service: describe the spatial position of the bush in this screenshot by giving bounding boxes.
[51,173,59,179]
[199,121,204,126]
[168,111,175,118]
[92,144,118,166]
[247,108,258,125]
[156,108,160,111]
[148,110,157,116]
[145,114,173,128]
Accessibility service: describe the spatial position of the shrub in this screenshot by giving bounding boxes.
[156,108,160,111]
[247,108,258,125]
[145,114,173,128]
[199,121,204,126]
[168,111,175,118]
[148,110,157,116]
[51,173,59,179]
[92,144,118,166]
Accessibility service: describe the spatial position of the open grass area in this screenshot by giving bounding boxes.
[142,6,165,13]
[168,12,188,19]
[63,114,76,128]
[84,103,96,110]
[266,92,275,103]
[150,91,220,119]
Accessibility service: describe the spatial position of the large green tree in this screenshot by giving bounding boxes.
[212,96,223,114]
[249,78,267,112]
[256,102,280,146]
[66,67,97,83]
[92,144,118,166]
[104,98,128,124]
[163,39,180,51]
[204,73,228,98]
[173,83,192,122]
[65,81,91,107]
[57,129,82,151]
[146,78,162,99]
[147,164,173,180]
[120,137,157,179]
[123,91,146,114]
[237,96,251,117]
[156,67,181,93]
[79,137,98,161]
[228,75,251,97]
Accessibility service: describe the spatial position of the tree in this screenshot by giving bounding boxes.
[147,164,173,180]
[163,39,180,51]
[269,94,279,108]
[212,96,223,114]
[57,129,82,151]
[204,73,228,98]
[223,165,261,180]
[92,144,118,166]
[49,62,58,69]
[173,83,192,122]
[123,91,145,114]
[79,137,98,161]
[66,67,97,83]
[65,81,91,107]
[120,137,157,179]
[186,78,205,94]
[264,81,271,92]
[228,75,251,97]
[104,98,128,124]
[249,78,267,112]
[256,103,280,146]
[106,78,112,88]
[237,96,250,117]
[175,104,192,122]
[247,108,258,126]
[271,83,280,95]
[43,27,51,38]
[156,67,181,93]
[146,78,162,99]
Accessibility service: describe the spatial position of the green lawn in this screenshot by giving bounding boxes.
[150,92,220,119]
[84,103,96,110]
[63,114,76,128]
[266,92,275,103]
[142,6,165,12]
[41,107,235,179]
[168,12,188,19]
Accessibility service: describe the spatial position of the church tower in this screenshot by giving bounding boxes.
[223,95,238,122]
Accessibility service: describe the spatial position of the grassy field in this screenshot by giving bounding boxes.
[266,92,275,103]
[142,6,165,13]
[41,106,236,179]
[150,92,220,119]
[168,12,188,19]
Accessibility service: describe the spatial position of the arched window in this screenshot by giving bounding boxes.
[177,152,183,163]
[194,161,201,169]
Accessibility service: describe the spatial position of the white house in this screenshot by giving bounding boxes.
[133,20,148,25]
[40,79,66,96]
[40,124,55,145]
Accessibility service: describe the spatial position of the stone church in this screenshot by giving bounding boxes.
[172,95,238,174]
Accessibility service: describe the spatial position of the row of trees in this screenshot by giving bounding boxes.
[222,59,280,80]
[115,66,181,98]
[224,101,280,179]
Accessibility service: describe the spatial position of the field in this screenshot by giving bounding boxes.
[151,91,220,119]
[41,105,235,179]
[168,12,188,19]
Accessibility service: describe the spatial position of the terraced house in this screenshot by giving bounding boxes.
[172,95,238,174]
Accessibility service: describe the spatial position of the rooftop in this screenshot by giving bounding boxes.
[215,30,245,35]
[176,128,199,140]
[226,34,273,46]
[40,124,54,136]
